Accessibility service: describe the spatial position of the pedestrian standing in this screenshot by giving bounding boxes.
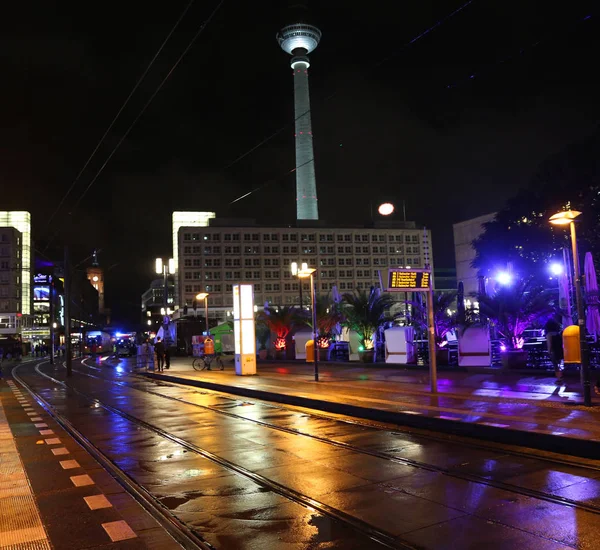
[155,337,165,372]
[165,346,170,370]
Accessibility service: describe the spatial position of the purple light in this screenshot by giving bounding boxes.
[500,344,507,352]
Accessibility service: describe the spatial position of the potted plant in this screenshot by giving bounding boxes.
[478,278,554,369]
[301,294,344,361]
[256,322,270,360]
[342,288,394,363]
[257,306,301,360]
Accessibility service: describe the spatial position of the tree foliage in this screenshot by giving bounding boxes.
[256,306,301,350]
[477,279,556,350]
[341,289,395,349]
[472,127,600,277]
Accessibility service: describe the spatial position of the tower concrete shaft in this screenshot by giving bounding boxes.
[292,58,318,220]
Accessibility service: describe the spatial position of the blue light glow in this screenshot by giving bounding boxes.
[495,272,512,286]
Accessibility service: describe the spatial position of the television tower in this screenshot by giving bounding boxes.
[277,17,321,220]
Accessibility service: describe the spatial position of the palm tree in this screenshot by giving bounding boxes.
[301,294,344,348]
[342,288,395,350]
[478,278,555,350]
[256,306,301,352]
[410,291,458,348]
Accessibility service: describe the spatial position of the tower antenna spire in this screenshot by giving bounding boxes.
[277,15,321,221]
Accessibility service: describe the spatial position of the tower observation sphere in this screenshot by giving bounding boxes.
[277,23,322,221]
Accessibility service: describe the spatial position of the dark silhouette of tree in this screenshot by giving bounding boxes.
[473,127,600,277]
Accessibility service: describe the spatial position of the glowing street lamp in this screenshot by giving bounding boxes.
[196,292,209,334]
[549,262,564,277]
[549,209,591,405]
[297,267,318,381]
[495,272,512,286]
[290,261,308,309]
[378,202,394,216]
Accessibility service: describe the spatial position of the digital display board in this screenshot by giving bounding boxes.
[33,286,50,301]
[388,269,431,291]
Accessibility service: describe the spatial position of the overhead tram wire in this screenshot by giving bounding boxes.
[42,0,226,253]
[227,5,595,207]
[43,0,198,238]
[222,0,475,182]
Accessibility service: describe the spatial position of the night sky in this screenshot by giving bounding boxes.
[3,0,598,325]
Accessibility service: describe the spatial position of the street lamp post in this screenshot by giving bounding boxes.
[298,267,318,382]
[549,210,591,406]
[291,261,307,310]
[196,292,209,334]
[155,258,175,346]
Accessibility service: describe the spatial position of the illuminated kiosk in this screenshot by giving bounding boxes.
[277,23,321,220]
[233,284,256,375]
[384,326,415,364]
[387,268,438,391]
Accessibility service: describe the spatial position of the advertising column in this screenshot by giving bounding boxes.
[233,284,256,375]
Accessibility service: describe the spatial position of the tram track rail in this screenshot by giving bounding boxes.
[88,360,600,474]
[51,360,600,518]
[16,360,416,550]
[11,361,215,550]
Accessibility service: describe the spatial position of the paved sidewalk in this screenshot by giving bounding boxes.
[123,356,600,459]
[0,375,180,549]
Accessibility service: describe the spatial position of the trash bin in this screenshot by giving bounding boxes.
[305,339,315,363]
[562,325,581,364]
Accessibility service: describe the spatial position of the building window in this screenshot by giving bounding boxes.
[263,234,270,241]
[184,259,191,267]
[226,284,233,291]
[192,246,201,254]
[185,285,192,292]
[184,233,191,241]
[245,246,260,254]
[224,234,232,241]
[183,246,191,254]
[232,234,240,241]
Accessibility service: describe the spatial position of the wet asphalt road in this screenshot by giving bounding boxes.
[13,359,600,550]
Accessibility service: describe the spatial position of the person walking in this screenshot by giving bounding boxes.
[155,337,165,372]
[164,346,170,370]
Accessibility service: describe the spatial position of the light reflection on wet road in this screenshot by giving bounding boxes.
[16,360,600,550]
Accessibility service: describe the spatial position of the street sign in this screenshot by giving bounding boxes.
[387,269,431,292]
[386,268,437,392]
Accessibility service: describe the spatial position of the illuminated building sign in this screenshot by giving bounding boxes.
[34,273,52,284]
[387,269,431,292]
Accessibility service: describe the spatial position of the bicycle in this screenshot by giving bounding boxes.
[192,353,224,371]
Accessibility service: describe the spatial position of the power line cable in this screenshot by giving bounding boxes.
[43,0,226,252]
[444,13,593,89]
[229,7,596,207]
[44,0,198,233]
[226,0,474,205]
[222,0,474,176]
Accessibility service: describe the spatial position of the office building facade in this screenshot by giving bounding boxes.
[176,219,433,323]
